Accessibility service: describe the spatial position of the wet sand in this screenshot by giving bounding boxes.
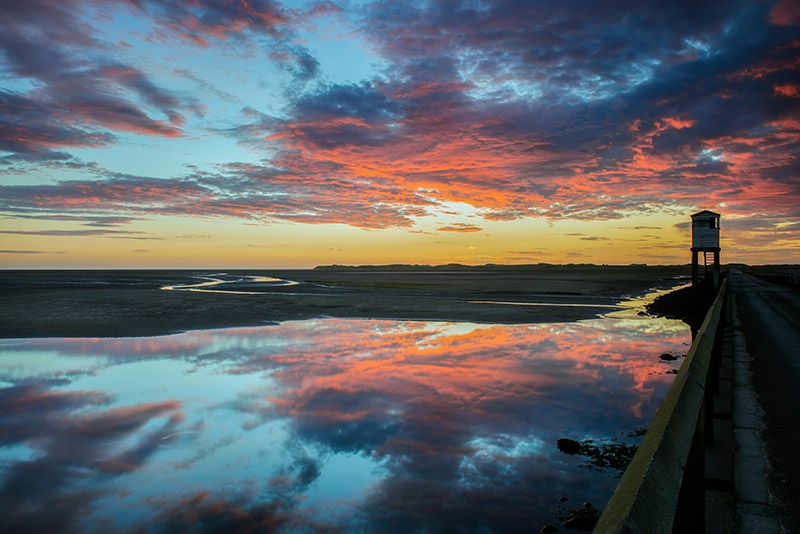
[0,266,689,338]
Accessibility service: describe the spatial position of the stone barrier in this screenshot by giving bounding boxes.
[594,279,728,533]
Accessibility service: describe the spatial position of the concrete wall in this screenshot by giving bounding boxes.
[594,280,728,533]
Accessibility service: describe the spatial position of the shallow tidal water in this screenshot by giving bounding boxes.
[0,297,689,533]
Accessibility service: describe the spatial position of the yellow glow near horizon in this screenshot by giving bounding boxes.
[2,210,794,268]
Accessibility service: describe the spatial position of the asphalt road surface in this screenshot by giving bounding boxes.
[729,270,800,527]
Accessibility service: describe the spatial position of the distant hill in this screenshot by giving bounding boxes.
[313,263,690,271]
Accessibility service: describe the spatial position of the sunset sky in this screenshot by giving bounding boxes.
[1,0,798,268]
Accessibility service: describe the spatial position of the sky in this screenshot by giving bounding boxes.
[1,0,798,268]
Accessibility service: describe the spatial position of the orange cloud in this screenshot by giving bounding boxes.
[660,116,695,129]
[774,83,800,97]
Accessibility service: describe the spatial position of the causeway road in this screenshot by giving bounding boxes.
[729,270,800,529]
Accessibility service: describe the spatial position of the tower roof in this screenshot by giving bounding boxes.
[691,210,720,219]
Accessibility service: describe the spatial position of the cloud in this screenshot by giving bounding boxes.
[7,214,145,227]
[0,168,434,229]
[769,0,800,26]
[0,91,115,161]
[0,229,149,237]
[774,83,800,97]
[205,0,795,228]
[0,175,206,214]
[0,1,222,160]
[122,0,289,45]
[0,0,798,248]
[0,249,65,254]
[437,223,483,233]
[175,233,212,239]
[120,0,322,91]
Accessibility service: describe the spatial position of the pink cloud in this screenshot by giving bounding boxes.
[769,0,800,26]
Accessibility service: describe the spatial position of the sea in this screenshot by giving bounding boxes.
[0,273,690,533]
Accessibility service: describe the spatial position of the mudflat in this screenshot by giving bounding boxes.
[0,266,689,338]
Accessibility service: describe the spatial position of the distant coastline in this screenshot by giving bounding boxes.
[313,262,679,270]
[311,262,798,272]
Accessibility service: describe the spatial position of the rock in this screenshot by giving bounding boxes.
[562,515,598,530]
[540,523,560,533]
[559,496,569,502]
[559,502,600,531]
[557,438,582,455]
[659,352,678,361]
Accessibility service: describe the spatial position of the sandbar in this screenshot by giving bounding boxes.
[0,266,690,338]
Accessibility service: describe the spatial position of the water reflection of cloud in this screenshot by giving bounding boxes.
[0,316,688,531]
[131,490,295,534]
[0,384,184,533]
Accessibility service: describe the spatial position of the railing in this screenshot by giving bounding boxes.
[594,279,728,533]
[752,271,800,288]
